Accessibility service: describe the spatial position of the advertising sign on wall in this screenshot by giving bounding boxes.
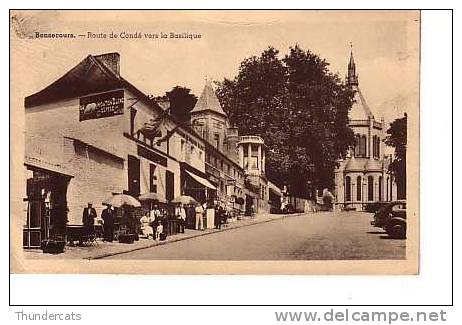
[79,90,124,121]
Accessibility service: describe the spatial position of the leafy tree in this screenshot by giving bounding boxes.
[216,45,354,197]
[384,113,407,199]
[165,86,197,123]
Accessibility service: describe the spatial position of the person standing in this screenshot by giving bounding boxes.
[176,204,186,233]
[82,202,97,236]
[101,204,114,242]
[215,205,224,230]
[195,202,204,231]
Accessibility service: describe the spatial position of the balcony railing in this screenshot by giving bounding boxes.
[238,135,264,144]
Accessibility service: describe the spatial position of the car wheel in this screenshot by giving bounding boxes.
[386,221,406,239]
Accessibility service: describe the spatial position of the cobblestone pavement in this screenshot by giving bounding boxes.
[103,211,406,260]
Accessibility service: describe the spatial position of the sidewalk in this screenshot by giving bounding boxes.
[23,212,305,260]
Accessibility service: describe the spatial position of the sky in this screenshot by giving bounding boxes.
[11,10,420,124]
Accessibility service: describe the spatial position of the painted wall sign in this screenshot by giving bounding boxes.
[79,90,124,121]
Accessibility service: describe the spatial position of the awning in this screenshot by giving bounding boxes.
[185,170,217,190]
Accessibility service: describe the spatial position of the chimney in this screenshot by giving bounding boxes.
[94,52,120,76]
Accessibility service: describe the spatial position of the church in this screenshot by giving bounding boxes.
[334,49,398,211]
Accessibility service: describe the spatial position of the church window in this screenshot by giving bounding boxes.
[345,176,351,202]
[354,134,361,157]
[368,176,374,201]
[360,135,367,157]
[356,176,362,201]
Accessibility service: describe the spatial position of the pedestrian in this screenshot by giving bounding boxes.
[322,188,335,212]
[101,204,114,242]
[155,220,164,241]
[251,204,256,217]
[215,204,224,229]
[195,202,204,231]
[176,204,186,233]
[82,202,97,237]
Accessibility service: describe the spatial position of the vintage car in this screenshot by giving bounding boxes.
[371,200,407,239]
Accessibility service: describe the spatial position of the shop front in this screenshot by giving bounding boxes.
[24,161,73,248]
[181,164,217,229]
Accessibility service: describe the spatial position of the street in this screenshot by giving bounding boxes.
[104,211,406,260]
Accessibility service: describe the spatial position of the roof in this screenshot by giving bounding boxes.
[24,53,164,114]
[349,87,374,121]
[344,156,364,172]
[190,79,226,116]
[364,158,382,171]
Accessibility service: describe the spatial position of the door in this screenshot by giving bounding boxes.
[128,155,140,197]
[165,170,174,202]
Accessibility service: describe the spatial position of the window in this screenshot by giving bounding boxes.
[376,136,380,158]
[130,108,137,135]
[360,135,367,157]
[213,133,220,149]
[345,176,351,202]
[149,164,158,193]
[356,176,362,201]
[354,134,361,157]
[368,176,374,201]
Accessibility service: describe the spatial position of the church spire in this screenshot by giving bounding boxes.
[347,42,359,87]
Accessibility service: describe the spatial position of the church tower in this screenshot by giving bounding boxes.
[347,44,359,88]
[333,45,396,211]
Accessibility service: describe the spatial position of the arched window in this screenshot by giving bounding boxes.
[354,134,360,157]
[356,176,362,201]
[345,176,351,202]
[368,176,374,201]
[376,136,380,157]
[378,176,383,201]
[360,135,367,157]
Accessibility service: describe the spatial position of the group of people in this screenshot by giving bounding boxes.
[82,202,137,242]
[139,205,181,240]
[81,200,233,243]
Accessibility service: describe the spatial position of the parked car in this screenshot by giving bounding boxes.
[364,201,389,213]
[371,200,407,239]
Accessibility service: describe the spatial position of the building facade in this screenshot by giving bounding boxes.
[334,49,398,211]
[23,53,210,247]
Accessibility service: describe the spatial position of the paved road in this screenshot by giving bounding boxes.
[104,211,406,260]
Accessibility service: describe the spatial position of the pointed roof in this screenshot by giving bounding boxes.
[349,88,374,120]
[190,79,226,116]
[25,53,164,113]
[25,54,122,108]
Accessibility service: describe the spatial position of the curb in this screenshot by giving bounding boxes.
[88,212,305,260]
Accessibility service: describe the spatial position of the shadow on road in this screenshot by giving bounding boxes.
[379,235,406,240]
[367,231,386,234]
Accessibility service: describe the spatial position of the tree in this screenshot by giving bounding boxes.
[216,45,355,197]
[384,113,407,199]
[165,86,198,123]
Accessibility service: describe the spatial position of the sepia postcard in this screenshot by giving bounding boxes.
[10,10,420,274]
